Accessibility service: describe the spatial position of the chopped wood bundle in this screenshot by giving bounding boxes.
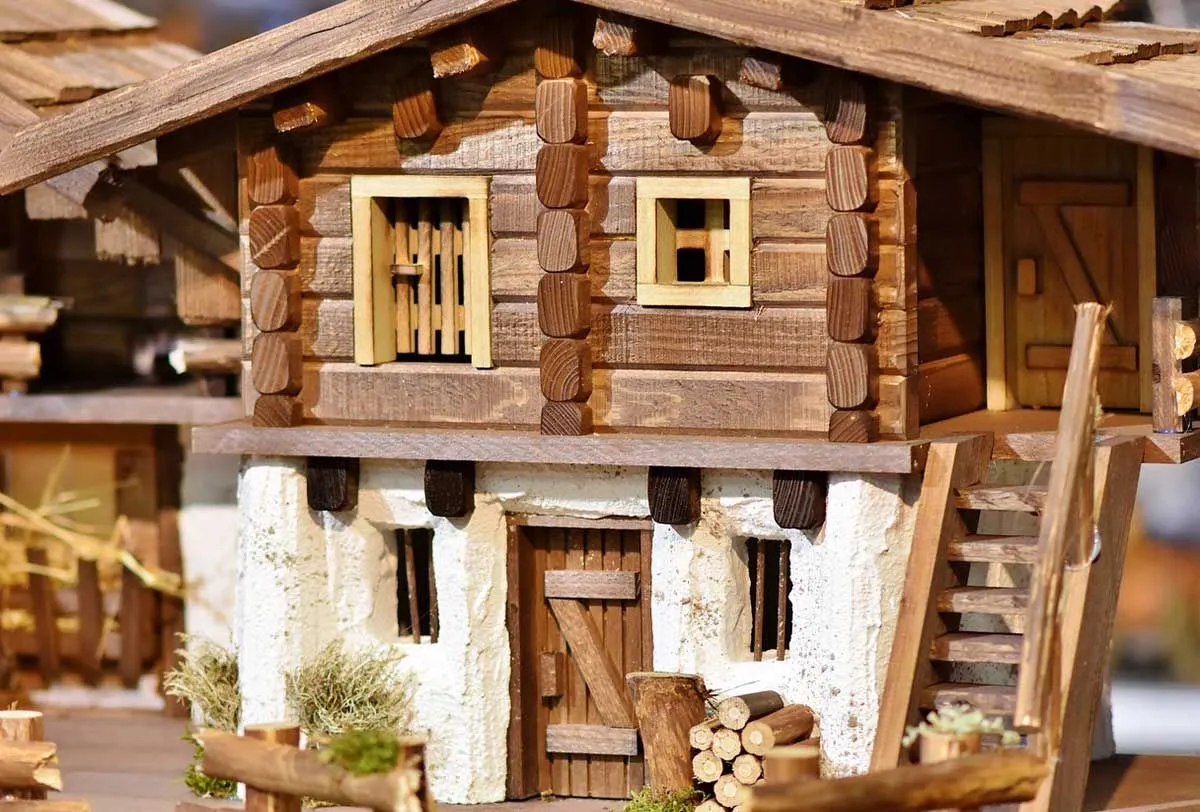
[732,754,763,784]
[0,739,62,791]
[690,718,721,751]
[693,750,723,783]
[715,773,756,808]
[712,727,742,761]
[718,691,785,730]
[197,728,431,812]
[742,705,815,755]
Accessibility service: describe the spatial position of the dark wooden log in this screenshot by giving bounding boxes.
[773,471,827,530]
[717,690,785,730]
[627,672,707,792]
[648,466,701,525]
[742,705,816,755]
[424,460,476,518]
[306,457,360,512]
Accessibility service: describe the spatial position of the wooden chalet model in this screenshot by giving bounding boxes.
[0,0,240,700]
[5,0,1200,809]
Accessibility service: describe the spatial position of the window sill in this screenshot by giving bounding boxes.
[636,283,751,308]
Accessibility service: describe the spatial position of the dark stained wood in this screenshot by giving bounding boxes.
[541,339,593,402]
[828,409,878,443]
[306,457,360,512]
[505,519,540,799]
[75,560,103,685]
[535,12,585,79]
[824,73,868,145]
[537,209,590,273]
[541,401,594,436]
[538,273,591,338]
[826,213,875,277]
[668,75,723,144]
[647,466,700,525]
[772,470,827,530]
[251,334,303,395]
[430,23,500,78]
[25,548,59,683]
[827,276,872,342]
[536,144,589,209]
[247,140,298,206]
[272,76,345,135]
[545,724,639,756]
[826,146,875,212]
[250,270,301,333]
[537,79,588,145]
[424,460,476,517]
[392,72,443,141]
[1154,151,1200,299]
[253,394,302,428]
[249,205,301,269]
[118,567,144,689]
[739,52,786,91]
[827,341,875,409]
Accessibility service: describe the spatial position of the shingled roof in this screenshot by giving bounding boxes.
[3,0,1200,195]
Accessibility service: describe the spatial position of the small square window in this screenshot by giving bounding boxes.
[637,177,751,308]
[746,538,792,661]
[396,528,438,644]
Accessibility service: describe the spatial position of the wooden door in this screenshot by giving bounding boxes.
[507,519,652,799]
[993,122,1148,410]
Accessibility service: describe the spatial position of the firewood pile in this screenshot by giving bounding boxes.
[0,709,90,811]
[691,691,817,812]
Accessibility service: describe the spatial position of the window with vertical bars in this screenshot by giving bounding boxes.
[660,198,731,284]
[390,198,470,362]
[746,538,792,661]
[396,529,438,644]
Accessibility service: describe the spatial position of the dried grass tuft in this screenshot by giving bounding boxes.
[285,639,412,739]
[163,636,240,732]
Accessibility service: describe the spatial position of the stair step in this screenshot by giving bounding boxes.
[930,632,1023,664]
[954,485,1047,513]
[921,683,1016,716]
[937,587,1029,615]
[947,535,1040,564]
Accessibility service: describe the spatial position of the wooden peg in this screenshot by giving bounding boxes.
[648,467,701,525]
[669,75,722,144]
[430,24,500,79]
[538,273,591,338]
[273,76,344,135]
[826,276,873,342]
[773,471,827,530]
[828,409,877,443]
[540,339,592,402]
[536,144,589,209]
[536,78,589,145]
[593,11,654,56]
[392,73,442,141]
[826,342,875,410]
[247,141,298,206]
[537,209,590,272]
[250,270,301,333]
[541,401,593,435]
[824,73,869,145]
[249,205,301,269]
[306,458,359,512]
[425,460,476,517]
[251,333,302,395]
[536,12,585,78]
[739,53,787,91]
[825,213,875,277]
[826,146,876,212]
[253,394,302,428]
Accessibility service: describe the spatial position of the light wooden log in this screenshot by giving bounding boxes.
[172,338,242,376]
[245,724,302,812]
[690,717,722,751]
[764,741,820,783]
[439,199,457,355]
[0,339,39,380]
[917,732,982,812]
[1152,297,1186,433]
[197,729,429,812]
[745,751,1046,812]
[716,773,751,808]
[0,711,46,800]
[0,740,61,791]
[416,200,434,355]
[733,754,763,784]
[1174,369,1200,415]
[741,705,815,756]
[626,672,707,792]
[1175,318,1200,360]
[718,691,785,731]
[697,800,725,812]
[694,749,724,783]
[712,727,743,761]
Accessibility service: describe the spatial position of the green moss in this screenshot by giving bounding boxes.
[319,729,402,776]
[182,736,237,800]
[623,788,702,812]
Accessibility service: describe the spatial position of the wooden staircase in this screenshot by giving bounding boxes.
[872,305,1144,812]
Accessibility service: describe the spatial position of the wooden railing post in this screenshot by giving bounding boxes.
[1151,295,1200,433]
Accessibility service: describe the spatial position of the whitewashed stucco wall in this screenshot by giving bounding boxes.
[179,448,241,648]
[235,458,920,802]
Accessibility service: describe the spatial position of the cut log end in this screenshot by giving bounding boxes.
[717,691,785,731]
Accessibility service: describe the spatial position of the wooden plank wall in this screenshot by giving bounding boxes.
[907,95,986,425]
[1154,150,1200,302]
[240,10,917,438]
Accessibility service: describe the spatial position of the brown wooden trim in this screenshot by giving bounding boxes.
[545,724,639,756]
[505,519,539,799]
[509,514,653,531]
[544,570,639,600]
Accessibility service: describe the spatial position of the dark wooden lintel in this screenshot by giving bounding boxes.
[425,459,476,517]
[648,466,701,525]
[306,456,360,512]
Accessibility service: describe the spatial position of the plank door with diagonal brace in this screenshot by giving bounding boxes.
[993,122,1148,410]
[508,520,652,799]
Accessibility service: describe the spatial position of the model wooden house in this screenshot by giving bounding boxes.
[3,0,1200,808]
[0,0,241,701]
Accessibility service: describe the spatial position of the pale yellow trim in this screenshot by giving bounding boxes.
[350,175,492,368]
[983,130,1012,410]
[635,176,751,309]
[1137,147,1156,414]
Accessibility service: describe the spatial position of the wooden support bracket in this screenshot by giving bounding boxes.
[648,466,701,525]
[824,73,869,145]
[668,75,723,144]
[248,205,301,269]
[431,24,501,78]
[773,471,828,530]
[536,12,585,78]
[537,79,589,145]
[307,457,360,512]
[425,459,476,517]
[273,76,345,135]
[247,141,299,207]
[392,72,443,141]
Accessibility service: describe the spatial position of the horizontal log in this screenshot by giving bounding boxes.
[1175,318,1200,360]
[170,338,242,375]
[0,340,41,380]
[545,724,640,756]
[918,353,985,425]
[0,740,62,791]
[753,178,903,243]
[543,570,639,600]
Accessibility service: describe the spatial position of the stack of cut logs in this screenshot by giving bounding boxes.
[692,691,817,812]
[0,709,90,811]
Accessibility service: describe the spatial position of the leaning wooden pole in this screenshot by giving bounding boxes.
[744,751,1047,812]
[197,729,430,812]
[627,672,707,792]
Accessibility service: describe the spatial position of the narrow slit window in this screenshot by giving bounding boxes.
[747,538,792,661]
[396,528,438,644]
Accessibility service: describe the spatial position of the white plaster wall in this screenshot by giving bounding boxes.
[179,449,240,648]
[235,460,920,802]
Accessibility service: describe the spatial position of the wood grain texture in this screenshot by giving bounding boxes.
[392,72,442,141]
[826,213,875,277]
[739,53,786,91]
[826,146,875,212]
[175,246,240,326]
[247,140,298,206]
[824,73,868,145]
[306,457,359,512]
[541,400,594,436]
[545,724,640,756]
[541,339,593,402]
[535,11,584,78]
[253,394,302,427]
[827,342,874,410]
[536,144,589,209]
[592,12,647,56]
[544,569,639,600]
[251,333,302,395]
[430,23,499,78]
[250,270,301,333]
[827,277,872,343]
[244,725,302,812]
[627,672,706,792]
[537,209,590,272]
[668,75,722,143]
[424,459,476,517]
[249,205,301,269]
[772,470,827,530]
[273,76,345,135]
[828,409,877,443]
[548,597,637,727]
[537,78,588,145]
[647,466,700,525]
[538,273,592,338]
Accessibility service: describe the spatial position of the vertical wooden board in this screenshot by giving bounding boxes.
[585,528,603,795]
[116,446,160,686]
[982,133,1011,410]
[547,528,569,794]
[566,529,588,795]
[25,547,60,683]
[640,530,653,667]
[506,522,538,799]
[76,559,103,684]
[532,528,553,794]
[176,245,241,326]
[602,529,627,796]
[623,529,645,792]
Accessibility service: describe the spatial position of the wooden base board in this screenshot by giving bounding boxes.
[0,389,242,426]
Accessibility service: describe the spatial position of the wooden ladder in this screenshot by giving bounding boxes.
[873,309,1144,812]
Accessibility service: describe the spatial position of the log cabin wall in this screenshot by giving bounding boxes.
[238,0,918,439]
[906,95,987,425]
